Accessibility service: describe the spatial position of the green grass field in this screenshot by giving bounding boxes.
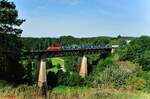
[47,58,65,74]
[50,58,64,66]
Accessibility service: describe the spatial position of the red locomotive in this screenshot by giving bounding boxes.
[47,45,62,51]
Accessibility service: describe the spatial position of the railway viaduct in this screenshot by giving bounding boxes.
[24,46,112,98]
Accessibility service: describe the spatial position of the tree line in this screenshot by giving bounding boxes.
[21,36,130,51]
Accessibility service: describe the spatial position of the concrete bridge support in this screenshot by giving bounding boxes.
[111,48,114,53]
[79,55,88,78]
[37,58,48,99]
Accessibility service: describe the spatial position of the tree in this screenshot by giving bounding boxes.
[119,36,150,71]
[0,0,25,82]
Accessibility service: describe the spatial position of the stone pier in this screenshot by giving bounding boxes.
[79,55,88,78]
[37,58,47,99]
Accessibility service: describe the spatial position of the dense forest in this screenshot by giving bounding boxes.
[21,36,132,51]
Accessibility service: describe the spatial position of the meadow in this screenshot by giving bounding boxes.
[0,82,150,99]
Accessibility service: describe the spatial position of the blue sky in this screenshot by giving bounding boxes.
[10,0,150,37]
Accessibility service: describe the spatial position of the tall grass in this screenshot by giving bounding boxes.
[0,83,150,99]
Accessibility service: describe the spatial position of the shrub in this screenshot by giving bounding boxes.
[20,59,38,84]
[93,57,114,73]
[57,71,83,86]
[63,56,80,72]
[136,71,150,91]
[82,75,94,87]
[126,76,147,90]
[139,51,150,71]
[92,64,130,88]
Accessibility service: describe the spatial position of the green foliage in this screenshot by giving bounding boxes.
[47,65,61,74]
[136,71,150,83]
[22,36,111,51]
[0,80,11,88]
[126,76,147,90]
[52,85,89,96]
[135,71,150,91]
[0,84,37,98]
[50,58,64,66]
[1,84,150,99]
[139,51,150,71]
[0,0,25,82]
[84,57,130,89]
[57,71,83,86]
[94,57,115,73]
[117,47,128,61]
[119,36,150,71]
[87,54,100,65]
[63,56,80,72]
[92,65,130,88]
[22,38,51,51]
[19,59,38,84]
[110,38,126,46]
[47,58,64,74]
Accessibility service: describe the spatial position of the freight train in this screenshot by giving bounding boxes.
[47,45,112,51]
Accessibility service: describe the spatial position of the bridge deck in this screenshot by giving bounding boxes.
[24,47,112,57]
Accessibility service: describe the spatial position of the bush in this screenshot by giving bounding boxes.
[92,64,130,88]
[20,59,38,84]
[126,76,147,90]
[93,57,114,73]
[57,71,83,86]
[136,71,150,91]
[82,75,94,87]
[63,56,80,72]
[139,51,150,71]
